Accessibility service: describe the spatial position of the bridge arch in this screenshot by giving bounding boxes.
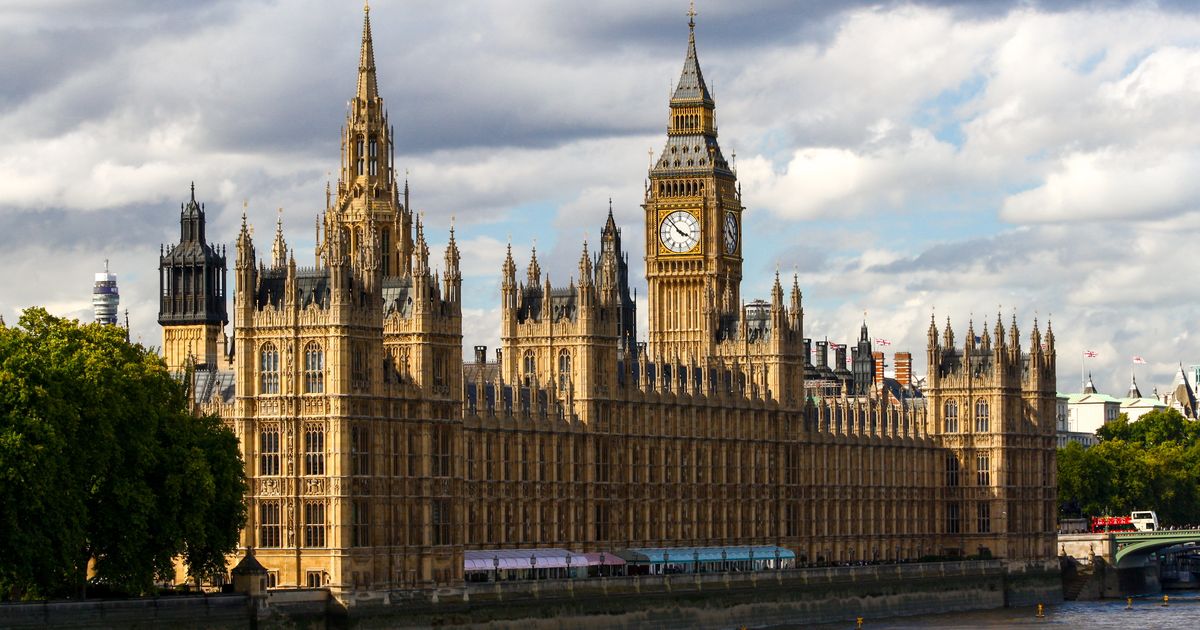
[1113,531,1200,568]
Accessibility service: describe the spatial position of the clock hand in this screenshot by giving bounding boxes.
[667,217,688,238]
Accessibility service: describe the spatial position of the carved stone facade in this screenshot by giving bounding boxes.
[167,6,1057,599]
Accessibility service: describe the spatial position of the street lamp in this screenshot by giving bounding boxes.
[693,550,699,575]
[600,552,606,578]
[493,555,500,582]
[721,549,727,573]
[664,551,670,576]
[774,547,780,570]
[566,553,572,580]
[530,554,537,581]
[749,548,755,572]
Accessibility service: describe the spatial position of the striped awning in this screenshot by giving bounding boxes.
[464,548,589,572]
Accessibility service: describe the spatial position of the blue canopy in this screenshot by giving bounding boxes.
[617,545,794,564]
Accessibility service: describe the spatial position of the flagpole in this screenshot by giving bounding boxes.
[1081,350,1085,393]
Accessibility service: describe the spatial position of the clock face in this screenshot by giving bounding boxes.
[659,210,701,253]
[723,212,739,254]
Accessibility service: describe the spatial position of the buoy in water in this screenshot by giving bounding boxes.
[1036,603,1045,618]
[1126,597,1133,610]
[1162,594,1169,607]
[856,617,863,629]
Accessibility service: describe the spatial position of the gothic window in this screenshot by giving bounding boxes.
[946,502,960,534]
[432,425,452,478]
[381,230,391,276]
[352,499,370,547]
[407,432,421,477]
[977,502,991,534]
[259,501,281,548]
[260,428,280,476]
[304,342,324,393]
[522,350,536,386]
[975,399,989,432]
[368,138,378,176]
[351,424,370,476]
[356,138,365,176]
[944,400,959,433]
[946,453,959,487]
[304,501,326,547]
[431,499,452,546]
[259,343,279,394]
[304,426,325,476]
[557,349,571,390]
[352,342,367,391]
[433,350,446,387]
[977,453,990,486]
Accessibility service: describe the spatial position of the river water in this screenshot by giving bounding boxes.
[793,590,1200,629]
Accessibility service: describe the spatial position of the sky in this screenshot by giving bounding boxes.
[2,0,1199,396]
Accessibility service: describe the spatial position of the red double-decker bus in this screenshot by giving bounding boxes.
[1090,515,1136,533]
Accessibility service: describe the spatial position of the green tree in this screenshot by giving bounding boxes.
[1060,408,1200,526]
[0,308,246,600]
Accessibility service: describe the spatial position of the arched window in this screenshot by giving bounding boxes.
[304,342,324,393]
[975,399,989,433]
[260,343,279,394]
[557,349,571,390]
[944,400,958,433]
[522,350,536,386]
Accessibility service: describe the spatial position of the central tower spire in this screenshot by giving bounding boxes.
[357,1,379,102]
[325,1,412,277]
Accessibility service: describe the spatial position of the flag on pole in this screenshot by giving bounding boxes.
[1084,350,1098,358]
[1132,356,1146,364]
[874,338,891,346]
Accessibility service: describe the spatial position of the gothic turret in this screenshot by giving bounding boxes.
[159,183,229,369]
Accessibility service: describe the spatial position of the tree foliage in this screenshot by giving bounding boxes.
[1059,408,1200,525]
[0,308,246,600]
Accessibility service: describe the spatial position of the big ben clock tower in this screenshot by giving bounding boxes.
[644,10,743,360]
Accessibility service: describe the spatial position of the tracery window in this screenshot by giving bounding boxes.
[975,399,989,433]
[260,342,279,394]
[944,400,959,433]
[946,453,960,487]
[304,501,326,548]
[432,425,452,478]
[260,427,280,476]
[977,453,991,486]
[304,426,325,476]
[351,424,370,476]
[946,502,961,534]
[522,350,536,386]
[368,138,378,176]
[557,349,571,390]
[977,503,991,534]
[352,499,370,547]
[304,342,324,393]
[259,501,281,548]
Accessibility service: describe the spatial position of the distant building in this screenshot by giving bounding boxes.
[92,261,119,325]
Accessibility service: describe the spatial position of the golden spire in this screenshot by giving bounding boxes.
[356,0,378,102]
[688,1,697,31]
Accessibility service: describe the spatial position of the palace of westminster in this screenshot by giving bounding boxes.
[157,5,1059,595]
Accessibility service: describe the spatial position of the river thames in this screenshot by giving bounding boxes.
[793,590,1200,629]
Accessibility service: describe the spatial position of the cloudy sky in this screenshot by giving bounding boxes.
[2,0,1199,395]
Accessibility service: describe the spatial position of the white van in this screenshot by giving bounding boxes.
[1131,511,1159,531]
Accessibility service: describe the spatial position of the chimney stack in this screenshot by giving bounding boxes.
[873,351,885,389]
[894,352,912,387]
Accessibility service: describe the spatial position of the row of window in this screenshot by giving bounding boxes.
[945,502,991,534]
[943,399,991,433]
[258,499,452,548]
[259,425,453,478]
[259,342,324,394]
[945,453,991,487]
